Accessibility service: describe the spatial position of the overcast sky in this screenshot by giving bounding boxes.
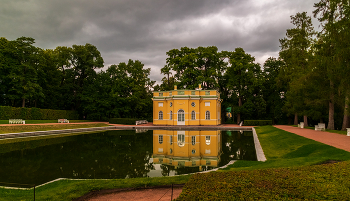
[1,0,320,83]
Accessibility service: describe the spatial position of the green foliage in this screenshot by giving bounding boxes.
[244,120,272,126]
[178,161,350,200]
[0,106,78,120]
[109,118,140,125]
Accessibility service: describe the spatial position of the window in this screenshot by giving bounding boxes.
[205,111,210,120]
[159,111,163,120]
[191,91,195,95]
[158,102,163,107]
[178,134,185,147]
[206,136,211,145]
[159,135,163,144]
[191,102,195,107]
[205,102,210,106]
[170,111,172,120]
[178,91,184,95]
[170,148,173,154]
[178,109,185,122]
[191,111,196,120]
[205,91,210,95]
[169,92,172,96]
[191,136,196,145]
[170,135,173,145]
[159,92,163,97]
[192,149,196,154]
[170,102,172,107]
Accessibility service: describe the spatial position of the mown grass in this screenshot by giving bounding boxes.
[178,161,350,200]
[177,126,350,200]
[0,123,109,134]
[1,125,350,200]
[0,120,94,124]
[0,176,191,201]
[222,126,350,171]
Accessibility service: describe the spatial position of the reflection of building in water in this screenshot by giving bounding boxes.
[153,130,222,169]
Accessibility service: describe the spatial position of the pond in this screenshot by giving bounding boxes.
[0,129,256,187]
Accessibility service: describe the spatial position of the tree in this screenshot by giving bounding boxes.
[313,0,350,129]
[279,12,315,126]
[225,47,263,123]
[164,46,225,90]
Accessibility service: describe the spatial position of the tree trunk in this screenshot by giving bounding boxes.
[294,113,298,125]
[328,81,335,130]
[342,95,350,131]
[237,97,242,124]
[303,115,308,127]
[22,98,25,108]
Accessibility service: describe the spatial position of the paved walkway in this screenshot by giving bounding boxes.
[274,125,350,152]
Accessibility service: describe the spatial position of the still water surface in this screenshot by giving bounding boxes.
[0,130,256,187]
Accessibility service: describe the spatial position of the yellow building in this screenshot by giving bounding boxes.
[152,85,222,125]
[152,130,222,168]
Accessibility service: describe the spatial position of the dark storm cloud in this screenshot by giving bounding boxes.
[0,0,320,82]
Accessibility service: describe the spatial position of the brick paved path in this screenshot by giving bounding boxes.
[274,125,350,152]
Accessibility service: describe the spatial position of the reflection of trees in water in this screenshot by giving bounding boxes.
[0,130,154,186]
[160,164,175,176]
[219,131,257,166]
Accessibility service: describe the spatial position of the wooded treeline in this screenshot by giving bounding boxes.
[0,37,154,121]
[0,0,349,129]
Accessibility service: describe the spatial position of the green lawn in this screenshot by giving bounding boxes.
[177,126,350,200]
[0,120,94,124]
[222,126,350,170]
[1,125,350,200]
[0,123,109,134]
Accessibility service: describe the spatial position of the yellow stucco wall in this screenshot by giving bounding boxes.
[152,88,222,125]
[152,130,221,168]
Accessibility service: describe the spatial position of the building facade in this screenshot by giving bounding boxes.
[152,86,222,125]
[152,130,222,168]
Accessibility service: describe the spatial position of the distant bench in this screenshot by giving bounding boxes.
[136,120,148,125]
[315,123,325,131]
[58,119,69,123]
[9,119,25,124]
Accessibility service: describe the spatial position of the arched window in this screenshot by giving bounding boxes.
[191,111,196,120]
[170,111,172,120]
[159,135,163,144]
[178,109,185,122]
[205,111,210,120]
[159,111,163,120]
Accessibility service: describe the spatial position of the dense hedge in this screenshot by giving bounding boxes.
[109,118,140,125]
[178,161,350,200]
[0,106,79,120]
[244,120,272,126]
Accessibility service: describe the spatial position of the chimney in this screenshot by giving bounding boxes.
[174,85,177,90]
[198,84,202,90]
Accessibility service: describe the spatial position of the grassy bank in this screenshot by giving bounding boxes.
[0,123,109,134]
[222,126,350,170]
[0,120,93,124]
[2,125,350,200]
[178,161,350,200]
[177,126,350,200]
[0,176,191,201]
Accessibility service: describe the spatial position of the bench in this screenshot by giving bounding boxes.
[315,123,326,131]
[136,120,148,125]
[299,122,304,128]
[58,119,69,123]
[9,119,25,124]
[347,128,350,136]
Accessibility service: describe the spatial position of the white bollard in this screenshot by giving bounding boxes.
[347,128,350,136]
[300,122,304,128]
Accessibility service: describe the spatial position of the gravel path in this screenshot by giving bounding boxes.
[274,125,350,152]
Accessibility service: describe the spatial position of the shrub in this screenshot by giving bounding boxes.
[109,118,140,125]
[244,120,272,126]
[0,106,79,120]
